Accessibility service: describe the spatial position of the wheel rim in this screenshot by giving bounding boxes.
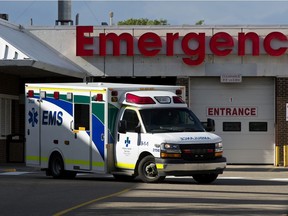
[144,161,158,179]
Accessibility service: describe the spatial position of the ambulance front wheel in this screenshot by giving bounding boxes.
[138,155,165,183]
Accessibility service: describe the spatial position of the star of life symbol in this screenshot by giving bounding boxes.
[125,137,131,147]
[28,108,38,127]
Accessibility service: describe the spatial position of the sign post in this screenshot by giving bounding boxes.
[286,103,288,121]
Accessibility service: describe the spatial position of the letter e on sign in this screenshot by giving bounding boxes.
[76,26,93,56]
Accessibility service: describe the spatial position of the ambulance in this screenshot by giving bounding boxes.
[25,82,226,183]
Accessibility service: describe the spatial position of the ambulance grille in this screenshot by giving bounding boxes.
[180,144,215,161]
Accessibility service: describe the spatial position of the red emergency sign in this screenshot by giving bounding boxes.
[76,26,288,66]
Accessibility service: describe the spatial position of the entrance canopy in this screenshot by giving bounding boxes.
[0,19,86,79]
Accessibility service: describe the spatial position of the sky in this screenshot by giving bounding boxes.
[1,1,288,26]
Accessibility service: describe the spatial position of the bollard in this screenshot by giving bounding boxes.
[275,145,280,166]
[284,145,288,167]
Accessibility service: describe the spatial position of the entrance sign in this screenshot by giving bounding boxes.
[207,107,257,117]
[221,74,242,83]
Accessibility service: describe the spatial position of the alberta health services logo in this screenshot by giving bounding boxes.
[28,108,38,127]
[125,137,131,147]
[123,137,132,156]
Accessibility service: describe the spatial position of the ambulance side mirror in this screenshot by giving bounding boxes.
[118,120,127,134]
[205,118,215,132]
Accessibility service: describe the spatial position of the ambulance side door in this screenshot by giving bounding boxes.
[26,91,41,166]
[91,99,106,172]
[70,94,91,170]
[115,108,140,170]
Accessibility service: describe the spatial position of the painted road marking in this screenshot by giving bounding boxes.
[0,171,31,176]
[1,172,288,183]
[52,188,133,216]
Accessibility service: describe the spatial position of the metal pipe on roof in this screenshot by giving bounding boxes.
[56,0,73,26]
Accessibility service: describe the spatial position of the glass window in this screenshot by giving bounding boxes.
[223,122,241,132]
[122,109,139,132]
[140,108,204,133]
[0,98,11,137]
[74,104,89,130]
[249,122,267,132]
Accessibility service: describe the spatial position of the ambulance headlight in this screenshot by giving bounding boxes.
[215,142,223,157]
[161,143,181,153]
[160,143,181,158]
[215,142,223,152]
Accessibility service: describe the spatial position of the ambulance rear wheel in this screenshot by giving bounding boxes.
[138,155,165,183]
[50,153,65,179]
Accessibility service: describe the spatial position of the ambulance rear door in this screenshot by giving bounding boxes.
[25,88,41,166]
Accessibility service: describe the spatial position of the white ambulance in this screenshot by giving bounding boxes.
[25,82,226,183]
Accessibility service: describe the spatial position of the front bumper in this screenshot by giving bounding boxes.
[155,157,227,176]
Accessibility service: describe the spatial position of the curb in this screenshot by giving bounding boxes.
[0,168,17,172]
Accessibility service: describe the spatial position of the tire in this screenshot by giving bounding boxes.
[113,174,135,182]
[50,153,65,179]
[192,173,218,184]
[138,155,165,183]
[49,153,77,179]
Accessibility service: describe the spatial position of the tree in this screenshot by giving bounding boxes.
[118,18,168,25]
[195,20,205,25]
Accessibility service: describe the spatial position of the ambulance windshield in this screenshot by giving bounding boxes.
[140,108,205,133]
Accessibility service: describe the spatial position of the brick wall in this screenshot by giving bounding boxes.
[0,140,6,163]
[275,77,288,165]
[176,77,189,103]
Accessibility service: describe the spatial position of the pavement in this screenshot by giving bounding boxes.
[1,163,288,173]
[0,163,40,172]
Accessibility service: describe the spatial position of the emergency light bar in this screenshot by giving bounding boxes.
[173,96,185,104]
[126,93,156,104]
[154,96,171,104]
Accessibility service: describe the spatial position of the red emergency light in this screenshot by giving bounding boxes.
[27,90,34,98]
[173,96,185,104]
[93,94,103,101]
[54,91,60,100]
[126,93,156,104]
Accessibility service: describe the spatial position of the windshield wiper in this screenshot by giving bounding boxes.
[159,126,184,132]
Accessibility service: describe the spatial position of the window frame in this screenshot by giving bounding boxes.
[74,103,90,131]
[223,122,242,132]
